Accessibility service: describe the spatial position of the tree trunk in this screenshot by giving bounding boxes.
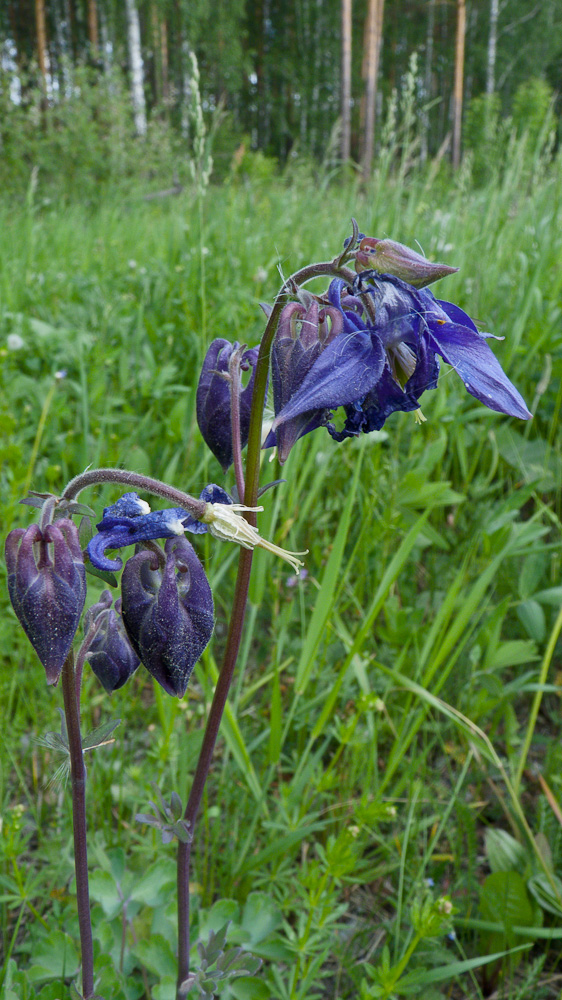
[420,0,435,162]
[486,0,499,94]
[35,0,49,95]
[361,0,384,181]
[125,0,147,136]
[87,0,99,57]
[161,19,169,105]
[341,0,352,162]
[452,0,466,169]
[151,1,162,106]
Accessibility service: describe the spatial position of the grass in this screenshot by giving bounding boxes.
[1,141,562,999]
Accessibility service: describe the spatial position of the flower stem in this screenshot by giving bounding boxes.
[176,547,253,995]
[61,651,94,999]
[175,255,354,997]
[62,469,207,521]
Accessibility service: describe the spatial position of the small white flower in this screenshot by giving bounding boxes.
[7,334,25,351]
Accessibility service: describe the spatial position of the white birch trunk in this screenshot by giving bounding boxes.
[420,0,435,162]
[341,0,352,161]
[486,0,499,94]
[125,0,147,136]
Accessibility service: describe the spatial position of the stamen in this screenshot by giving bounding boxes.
[202,503,307,572]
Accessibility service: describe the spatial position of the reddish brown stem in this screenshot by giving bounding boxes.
[61,652,94,998]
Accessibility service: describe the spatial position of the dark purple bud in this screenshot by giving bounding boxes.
[265,295,344,463]
[120,537,214,697]
[5,519,87,684]
[85,595,140,693]
[196,339,261,471]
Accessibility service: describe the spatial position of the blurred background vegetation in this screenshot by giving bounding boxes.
[2,2,562,998]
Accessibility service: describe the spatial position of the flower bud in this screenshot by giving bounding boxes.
[5,519,86,684]
[355,237,458,288]
[120,537,214,697]
[85,594,140,693]
[196,339,261,471]
[265,295,343,463]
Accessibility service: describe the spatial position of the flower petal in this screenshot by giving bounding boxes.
[428,323,532,419]
[273,330,386,429]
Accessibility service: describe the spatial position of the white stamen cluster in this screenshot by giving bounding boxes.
[202,503,306,573]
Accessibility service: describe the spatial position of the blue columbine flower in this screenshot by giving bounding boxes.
[120,536,214,697]
[270,273,531,450]
[87,486,233,572]
[196,339,262,471]
[263,293,345,463]
[5,519,87,684]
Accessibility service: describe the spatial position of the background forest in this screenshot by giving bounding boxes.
[1,0,562,194]
[2,2,562,1000]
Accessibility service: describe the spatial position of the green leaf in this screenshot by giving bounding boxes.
[485,829,528,874]
[230,977,273,1000]
[240,892,283,945]
[132,933,177,978]
[88,869,122,919]
[295,451,362,693]
[527,873,562,918]
[27,930,79,982]
[480,871,537,948]
[517,599,546,642]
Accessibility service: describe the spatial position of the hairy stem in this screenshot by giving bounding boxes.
[62,469,207,520]
[176,548,253,993]
[176,255,354,996]
[61,652,94,999]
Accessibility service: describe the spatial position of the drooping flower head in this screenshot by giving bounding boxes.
[196,339,261,471]
[267,240,531,458]
[264,293,344,463]
[86,486,232,572]
[120,536,214,697]
[5,519,87,684]
[84,591,140,693]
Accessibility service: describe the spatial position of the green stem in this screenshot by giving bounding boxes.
[513,603,562,795]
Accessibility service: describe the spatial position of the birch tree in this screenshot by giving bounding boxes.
[341,0,352,162]
[486,0,499,94]
[125,0,147,136]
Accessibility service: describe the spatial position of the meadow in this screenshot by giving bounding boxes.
[1,143,562,999]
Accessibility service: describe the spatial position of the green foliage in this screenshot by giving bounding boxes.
[2,153,562,998]
[464,92,505,185]
[512,78,555,146]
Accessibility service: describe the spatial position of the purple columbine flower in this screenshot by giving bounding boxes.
[270,274,531,448]
[263,293,345,464]
[196,339,261,471]
[120,537,214,697]
[5,519,86,684]
[87,486,233,572]
[84,591,140,693]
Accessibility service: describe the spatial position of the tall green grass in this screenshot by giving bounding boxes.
[1,141,562,998]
